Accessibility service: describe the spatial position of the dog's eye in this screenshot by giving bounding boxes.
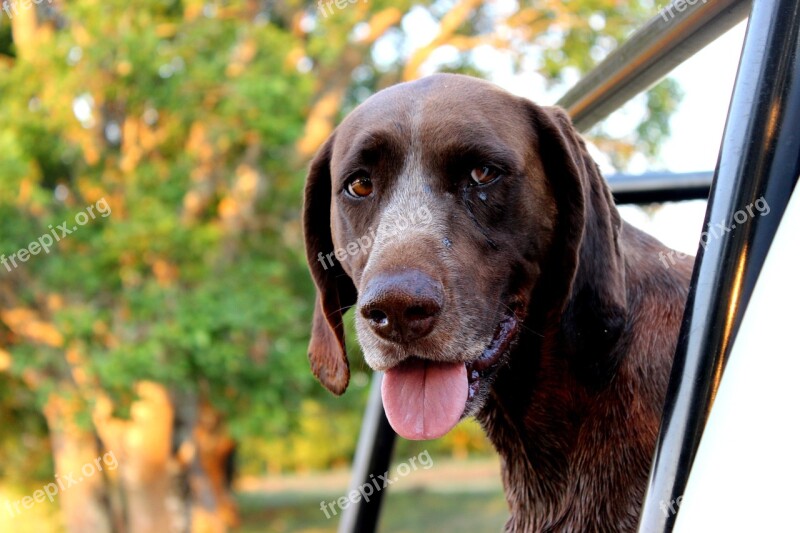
[345,175,374,198]
[470,166,502,186]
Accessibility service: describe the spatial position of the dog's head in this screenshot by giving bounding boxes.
[303,74,626,440]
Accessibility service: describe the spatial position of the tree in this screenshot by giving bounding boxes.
[0,1,680,531]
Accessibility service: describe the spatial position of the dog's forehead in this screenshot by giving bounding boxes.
[332,74,530,168]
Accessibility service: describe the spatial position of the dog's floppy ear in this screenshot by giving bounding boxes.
[530,105,628,381]
[303,133,357,395]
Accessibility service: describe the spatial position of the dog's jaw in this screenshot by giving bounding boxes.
[463,306,525,417]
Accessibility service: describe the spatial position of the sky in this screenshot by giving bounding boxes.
[494,18,749,256]
[612,21,748,255]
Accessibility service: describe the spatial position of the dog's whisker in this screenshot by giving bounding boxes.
[496,301,545,338]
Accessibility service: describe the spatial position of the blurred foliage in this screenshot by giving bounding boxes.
[0,0,681,488]
[0,374,52,480]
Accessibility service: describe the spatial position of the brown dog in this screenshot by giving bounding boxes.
[302,73,693,531]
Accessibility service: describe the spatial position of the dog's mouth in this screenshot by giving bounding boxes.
[381,306,523,440]
[465,311,521,413]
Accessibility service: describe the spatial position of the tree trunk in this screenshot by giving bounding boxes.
[94,381,183,533]
[189,400,239,533]
[43,390,113,533]
[94,382,239,533]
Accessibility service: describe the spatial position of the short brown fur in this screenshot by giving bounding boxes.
[302,74,693,531]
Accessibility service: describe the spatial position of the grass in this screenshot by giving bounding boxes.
[237,487,509,533]
[236,457,508,532]
[2,459,509,532]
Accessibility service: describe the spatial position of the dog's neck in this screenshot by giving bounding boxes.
[476,325,654,532]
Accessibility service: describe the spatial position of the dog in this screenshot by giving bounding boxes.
[302,73,693,531]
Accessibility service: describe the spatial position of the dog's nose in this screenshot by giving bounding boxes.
[359,270,443,344]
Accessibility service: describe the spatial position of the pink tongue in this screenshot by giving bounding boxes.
[381,359,468,440]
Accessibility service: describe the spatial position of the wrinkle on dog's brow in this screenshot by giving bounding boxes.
[338,128,400,173]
